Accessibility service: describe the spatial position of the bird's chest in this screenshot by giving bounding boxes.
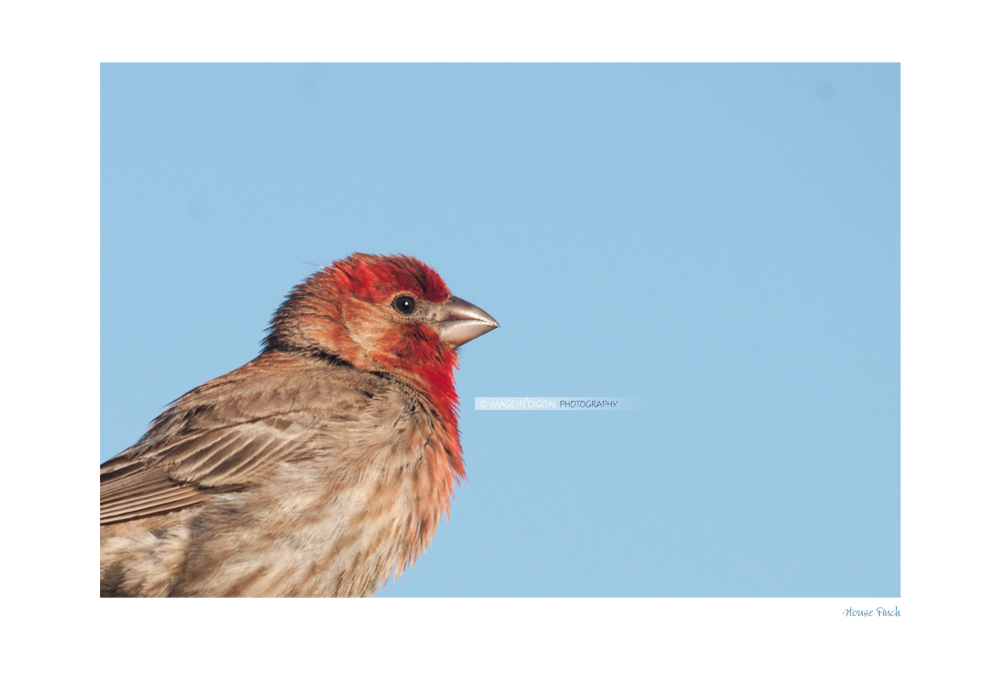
[230,416,454,596]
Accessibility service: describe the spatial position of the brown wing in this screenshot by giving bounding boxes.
[100,415,319,524]
[100,354,390,525]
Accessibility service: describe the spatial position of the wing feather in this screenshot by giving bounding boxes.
[100,356,405,526]
[100,416,323,524]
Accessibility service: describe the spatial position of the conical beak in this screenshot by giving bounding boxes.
[436,296,499,346]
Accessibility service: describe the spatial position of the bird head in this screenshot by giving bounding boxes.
[265,253,498,393]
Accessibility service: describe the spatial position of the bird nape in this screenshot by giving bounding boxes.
[100,253,498,597]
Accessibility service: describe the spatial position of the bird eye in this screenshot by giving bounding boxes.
[391,294,416,315]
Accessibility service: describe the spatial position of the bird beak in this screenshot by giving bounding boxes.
[436,296,499,346]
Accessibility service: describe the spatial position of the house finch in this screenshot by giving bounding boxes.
[101,253,498,597]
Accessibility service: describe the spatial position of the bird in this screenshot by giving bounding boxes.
[100,253,498,597]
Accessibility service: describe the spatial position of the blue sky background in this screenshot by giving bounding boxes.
[101,64,899,597]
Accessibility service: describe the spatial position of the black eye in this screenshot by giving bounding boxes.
[392,295,416,315]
